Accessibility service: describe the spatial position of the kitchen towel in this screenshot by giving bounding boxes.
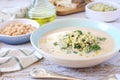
[0,0,31,18]
[0,48,43,72]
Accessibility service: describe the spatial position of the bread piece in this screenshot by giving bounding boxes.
[49,0,92,15]
[72,0,84,3]
[54,0,78,9]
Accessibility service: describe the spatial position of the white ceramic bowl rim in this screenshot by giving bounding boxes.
[31,18,120,61]
[86,1,120,13]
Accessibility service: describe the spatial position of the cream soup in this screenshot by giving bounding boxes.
[39,27,114,59]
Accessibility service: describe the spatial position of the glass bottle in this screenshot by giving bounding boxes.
[27,0,56,25]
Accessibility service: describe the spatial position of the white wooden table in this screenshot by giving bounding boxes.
[0,12,120,80]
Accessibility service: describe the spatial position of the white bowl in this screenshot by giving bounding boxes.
[85,1,120,22]
[31,18,120,68]
[0,19,40,45]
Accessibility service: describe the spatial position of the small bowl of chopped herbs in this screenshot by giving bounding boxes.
[85,1,120,22]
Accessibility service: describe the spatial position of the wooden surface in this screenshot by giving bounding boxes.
[51,0,91,16]
[0,11,120,80]
[56,5,85,16]
[56,2,86,16]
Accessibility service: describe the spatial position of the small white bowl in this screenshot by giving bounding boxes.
[85,1,120,22]
[0,19,40,45]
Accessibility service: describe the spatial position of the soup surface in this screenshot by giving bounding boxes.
[39,27,114,59]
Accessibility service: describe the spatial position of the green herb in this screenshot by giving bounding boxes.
[53,42,58,46]
[73,51,78,54]
[74,43,81,49]
[88,32,91,34]
[85,44,101,53]
[98,37,106,41]
[86,42,91,45]
[82,39,85,42]
[71,35,74,37]
[91,44,101,51]
[74,30,82,35]
[61,47,67,50]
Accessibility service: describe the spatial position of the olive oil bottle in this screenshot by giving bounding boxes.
[27,0,56,25]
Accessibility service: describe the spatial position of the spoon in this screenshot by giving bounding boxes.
[30,68,83,80]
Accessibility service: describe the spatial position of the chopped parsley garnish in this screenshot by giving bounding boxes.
[74,43,81,49]
[97,37,106,41]
[53,30,106,54]
[74,30,82,35]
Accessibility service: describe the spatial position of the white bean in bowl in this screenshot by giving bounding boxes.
[0,19,40,45]
[0,22,36,36]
